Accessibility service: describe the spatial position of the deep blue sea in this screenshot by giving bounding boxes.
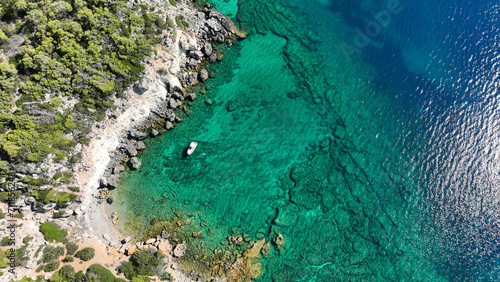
[111,0,500,280]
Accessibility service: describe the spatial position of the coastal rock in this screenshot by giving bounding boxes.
[173,243,187,257]
[107,175,120,188]
[166,110,176,122]
[113,165,125,175]
[135,141,146,150]
[165,122,174,130]
[172,92,184,101]
[208,53,217,63]
[124,143,138,157]
[130,157,141,169]
[161,230,170,239]
[187,58,200,68]
[168,98,179,109]
[209,9,233,32]
[189,51,203,60]
[126,245,137,256]
[202,42,213,56]
[165,75,183,92]
[129,130,147,140]
[199,69,209,82]
[106,197,114,204]
[158,241,172,253]
[151,129,159,136]
[186,93,197,101]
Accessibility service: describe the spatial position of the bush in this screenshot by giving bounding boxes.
[42,246,64,263]
[75,247,95,261]
[44,260,60,272]
[117,250,165,280]
[66,242,78,256]
[85,264,122,281]
[62,256,74,263]
[39,222,67,242]
[22,236,33,244]
[52,264,75,281]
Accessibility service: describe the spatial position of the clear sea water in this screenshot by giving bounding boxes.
[111,0,500,280]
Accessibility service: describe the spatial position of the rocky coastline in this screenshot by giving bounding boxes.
[0,0,247,280]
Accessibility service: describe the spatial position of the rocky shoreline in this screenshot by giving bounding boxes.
[76,0,244,275]
[0,0,245,280]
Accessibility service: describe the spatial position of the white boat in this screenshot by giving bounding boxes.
[187,142,197,155]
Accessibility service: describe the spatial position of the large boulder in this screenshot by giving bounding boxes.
[124,143,137,157]
[165,122,173,130]
[202,42,213,56]
[173,243,187,257]
[189,51,203,60]
[186,93,197,101]
[135,141,146,150]
[168,98,179,109]
[130,157,141,170]
[107,175,120,188]
[166,110,176,122]
[129,130,147,140]
[199,69,209,82]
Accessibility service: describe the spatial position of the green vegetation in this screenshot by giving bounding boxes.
[22,236,33,244]
[0,0,168,202]
[168,0,177,7]
[32,189,77,208]
[50,264,75,281]
[117,249,166,280]
[39,221,67,242]
[42,245,64,263]
[175,15,189,28]
[75,247,95,261]
[44,260,60,272]
[65,242,78,256]
[68,186,80,192]
[62,256,73,263]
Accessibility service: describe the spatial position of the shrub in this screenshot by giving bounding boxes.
[75,247,95,261]
[85,264,121,281]
[117,250,165,280]
[22,236,33,244]
[42,246,64,263]
[168,0,177,6]
[44,260,60,272]
[62,256,74,263]
[65,242,78,256]
[68,186,80,192]
[0,236,11,246]
[39,222,67,242]
[53,264,75,281]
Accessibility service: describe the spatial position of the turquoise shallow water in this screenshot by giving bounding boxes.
[112,0,500,280]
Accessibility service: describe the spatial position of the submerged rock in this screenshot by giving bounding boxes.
[186,93,197,101]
